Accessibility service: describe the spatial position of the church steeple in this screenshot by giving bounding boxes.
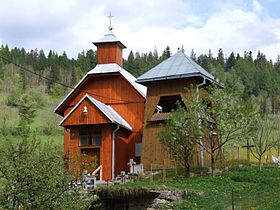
[93,13,126,67]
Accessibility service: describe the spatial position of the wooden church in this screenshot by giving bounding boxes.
[55,15,219,179]
[137,51,218,169]
[54,29,146,181]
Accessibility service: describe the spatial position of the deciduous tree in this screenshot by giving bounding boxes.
[200,86,257,174]
[249,116,277,170]
[158,90,200,176]
[0,137,91,209]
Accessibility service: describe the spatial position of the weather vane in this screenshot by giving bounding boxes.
[107,12,113,31]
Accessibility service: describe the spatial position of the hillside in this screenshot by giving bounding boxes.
[0,45,280,137]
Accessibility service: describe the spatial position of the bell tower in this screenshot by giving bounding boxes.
[93,13,126,67]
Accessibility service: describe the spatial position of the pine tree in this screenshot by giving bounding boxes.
[162,46,171,58]
[190,49,196,61]
[181,45,185,53]
[125,50,135,74]
[208,49,213,59]
[17,94,37,139]
[153,47,159,60]
[226,52,236,71]
[197,54,212,72]
[275,55,280,74]
[19,66,27,91]
[37,49,47,84]
[1,44,10,64]
[59,51,69,69]
[0,58,3,80]
[86,49,97,69]
[47,63,60,94]
[70,67,77,86]
[217,48,225,67]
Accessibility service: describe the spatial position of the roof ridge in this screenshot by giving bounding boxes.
[54,63,147,115]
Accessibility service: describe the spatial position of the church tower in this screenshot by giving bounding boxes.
[93,13,126,67]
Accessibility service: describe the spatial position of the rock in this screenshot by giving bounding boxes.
[196,191,204,196]
[148,190,184,209]
[157,190,183,201]
[151,198,170,209]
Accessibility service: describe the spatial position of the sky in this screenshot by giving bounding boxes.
[0,0,279,61]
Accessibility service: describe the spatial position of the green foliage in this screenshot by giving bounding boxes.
[6,88,22,107]
[52,83,65,98]
[41,115,62,136]
[0,58,4,81]
[124,49,166,77]
[162,45,171,58]
[217,48,225,68]
[121,166,280,209]
[204,86,257,146]
[1,43,279,116]
[249,115,277,170]
[47,64,60,94]
[158,90,200,175]
[190,49,196,61]
[226,52,236,71]
[17,94,37,139]
[201,86,257,172]
[0,137,91,209]
[27,87,46,108]
[18,94,37,124]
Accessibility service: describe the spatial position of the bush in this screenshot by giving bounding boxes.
[6,88,21,106]
[0,136,92,209]
[27,88,46,108]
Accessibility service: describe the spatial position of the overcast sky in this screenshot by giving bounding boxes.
[0,0,279,61]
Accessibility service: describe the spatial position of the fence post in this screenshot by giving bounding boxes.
[237,147,240,166]
[163,159,166,182]
[150,164,153,182]
[232,188,235,210]
[269,149,272,164]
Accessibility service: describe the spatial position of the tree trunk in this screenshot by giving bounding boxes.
[185,163,190,177]
[259,158,263,171]
[211,152,215,176]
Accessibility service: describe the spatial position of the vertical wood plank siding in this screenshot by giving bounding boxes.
[96,43,123,67]
[141,77,214,169]
[63,74,145,179]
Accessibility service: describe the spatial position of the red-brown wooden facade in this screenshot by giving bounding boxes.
[55,31,146,180]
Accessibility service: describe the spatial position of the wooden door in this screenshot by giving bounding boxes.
[80,148,100,173]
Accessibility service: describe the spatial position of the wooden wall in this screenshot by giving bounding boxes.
[62,73,145,179]
[62,98,110,126]
[96,43,123,67]
[141,77,215,169]
[66,74,145,133]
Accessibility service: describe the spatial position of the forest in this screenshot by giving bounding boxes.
[0,44,280,129]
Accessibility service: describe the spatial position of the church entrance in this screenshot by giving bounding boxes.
[80,148,100,175]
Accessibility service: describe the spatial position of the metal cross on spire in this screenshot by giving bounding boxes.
[107,12,113,31]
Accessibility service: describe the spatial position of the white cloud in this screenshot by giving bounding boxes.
[253,0,263,13]
[118,1,280,61]
[0,0,279,61]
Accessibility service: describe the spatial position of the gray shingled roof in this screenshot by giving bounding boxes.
[137,51,215,83]
[93,30,126,48]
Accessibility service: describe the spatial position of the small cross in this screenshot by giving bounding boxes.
[107,12,113,31]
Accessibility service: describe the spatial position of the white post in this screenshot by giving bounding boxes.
[112,125,120,180]
[196,86,204,167]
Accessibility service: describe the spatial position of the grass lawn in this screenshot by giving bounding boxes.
[121,166,280,209]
